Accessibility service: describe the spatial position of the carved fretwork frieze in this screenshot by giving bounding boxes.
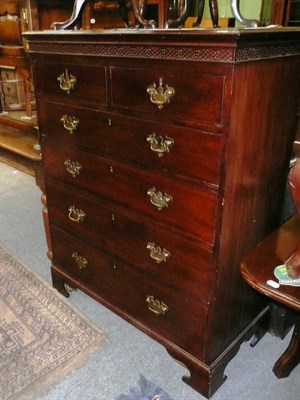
[28,41,300,63]
[235,44,300,62]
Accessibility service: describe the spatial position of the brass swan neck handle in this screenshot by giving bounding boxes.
[147,133,174,157]
[147,78,175,110]
[57,70,77,95]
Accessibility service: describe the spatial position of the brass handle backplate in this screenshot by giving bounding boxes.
[57,69,77,94]
[147,133,174,157]
[147,78,175,109]
[147,242,171,263]
[68,205,86,223]
[147,187,172,211]
[61,114,80,134]
[146,295,169,316]
[64,159,82,178]
[72,252,88,270]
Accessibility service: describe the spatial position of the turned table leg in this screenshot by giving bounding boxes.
[273,319,300,378]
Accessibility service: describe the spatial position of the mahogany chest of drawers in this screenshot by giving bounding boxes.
[25,28,300,398]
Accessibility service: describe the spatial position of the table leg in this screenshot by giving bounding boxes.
[273,319,300,378]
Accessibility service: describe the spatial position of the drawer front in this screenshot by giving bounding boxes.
[51,225,207,359]
[39,101,221,185]
[1,69,15,80]
[33,61,107,109]
[47,182,213,304]
[3,95,21,107]
[43,143,218,244]
[2,82,18,97]
[111,67,225,125]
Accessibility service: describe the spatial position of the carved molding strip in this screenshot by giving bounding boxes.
[235,44,300,62]
[28,42,234,62]
[28,41,300,63]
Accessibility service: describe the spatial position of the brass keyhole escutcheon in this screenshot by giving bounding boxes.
[147,187,172,211]
[57,69,77,94]
[147,77,175,109]
[68,205,86,223]
[146,295,169,316]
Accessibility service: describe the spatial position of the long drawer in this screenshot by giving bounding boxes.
[110,66,226,125]
[43,142,218,244]
[39,101,222,185]
[33,61,107,109]
[47,181,213,304]
[51,225,207,360]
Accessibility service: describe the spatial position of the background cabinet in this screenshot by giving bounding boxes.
[0,0,40,178]
[269,0,300,25]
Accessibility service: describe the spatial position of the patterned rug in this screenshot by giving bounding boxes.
[0,245,108,400]
[117,375,174,400]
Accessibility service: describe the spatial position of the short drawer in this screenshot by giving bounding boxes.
[110,66,225,125]
[1,69,15,80]
[39,101,221,185]
[47,181,213,304]
[33,61,107,109]
[51,225,207,360]
[43,142,218,244]
[2,82,18,97]
[3,95,21,108]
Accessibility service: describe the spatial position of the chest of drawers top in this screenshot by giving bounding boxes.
[25,27,300,59]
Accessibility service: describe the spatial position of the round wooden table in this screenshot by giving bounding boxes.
[241,214,300,378]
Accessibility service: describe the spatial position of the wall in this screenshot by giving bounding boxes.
[202,0,263,22]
